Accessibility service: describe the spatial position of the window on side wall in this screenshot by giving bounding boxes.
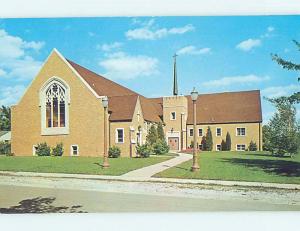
[198,128,203,137]
[189,128,194,137]
[170,112,176,120]
[216,144,221,151]
[116,128,124,143]
[71,145,79,156]
[236,127,246,136]
[216,128,222,136]
[236,144,246,151]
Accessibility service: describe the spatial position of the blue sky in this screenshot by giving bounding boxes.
[0,16,299,123]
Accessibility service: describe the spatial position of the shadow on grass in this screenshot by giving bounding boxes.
[0,197,86,213]
[222,158,300,177]
[244,153,292,159]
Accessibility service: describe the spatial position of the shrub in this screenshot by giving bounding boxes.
[221,139,227,151]
[205,127,213,151]
[153,139,169,155]
[36,142,51,156]
[248,141,258,151]
[190,140,194,148]
[108,146,121,158]
[225,132,231,151]
[0,141,11,155]
[52,143,64,156]
[136,144,152,158]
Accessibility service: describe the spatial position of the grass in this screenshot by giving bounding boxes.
[0,156,171,176]
[155,151,300,184]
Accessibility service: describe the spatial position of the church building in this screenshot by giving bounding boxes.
[11,49,262,157]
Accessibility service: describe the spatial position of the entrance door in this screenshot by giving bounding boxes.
[168,137,179,150]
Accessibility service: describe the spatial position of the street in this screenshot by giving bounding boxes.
[0,175,299,212]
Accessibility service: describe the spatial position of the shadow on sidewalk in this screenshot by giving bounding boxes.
[0,197,86,213]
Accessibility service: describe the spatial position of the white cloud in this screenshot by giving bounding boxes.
[99,52,158,80]
[125,22,194,40]
[267,26,274,32]
[261,84,300,98]
[0,85,26,106]
[236,39,261,52]
[97,42,122,52]
[202,74,270,88]
[0,29,43,81]
[0,68,6,77]
[177,46,211,55]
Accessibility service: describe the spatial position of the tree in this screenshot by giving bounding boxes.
[0,106,11,131]
[225,132,231,151]
[146,124,157,145]
[157,122,165,141]
[248,141,258,151]
[271,40,300,104]
[267,97,299,156]
[205,127,213,151]
[262,125,272,151]
[221,139,227,151]
[201,136,207,151]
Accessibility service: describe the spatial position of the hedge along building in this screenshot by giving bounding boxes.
[11,49,262,157]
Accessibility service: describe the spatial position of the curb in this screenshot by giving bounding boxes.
[0,171,299,190]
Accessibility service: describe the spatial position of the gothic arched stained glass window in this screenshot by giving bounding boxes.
[45,82,66,128]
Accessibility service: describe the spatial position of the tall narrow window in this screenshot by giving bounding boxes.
[45,82,66,128]
[41,78,69,135]
[116,129,124,143]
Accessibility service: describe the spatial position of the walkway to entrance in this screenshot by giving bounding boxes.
[121,152,192,178]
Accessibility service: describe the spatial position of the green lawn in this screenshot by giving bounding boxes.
[0,156,171,176]
[155,151,300,184]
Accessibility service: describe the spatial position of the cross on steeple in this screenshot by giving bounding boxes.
[173,53,178,96]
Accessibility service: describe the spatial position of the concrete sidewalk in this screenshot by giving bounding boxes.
[0,170,299,190]
[121,152,192,178]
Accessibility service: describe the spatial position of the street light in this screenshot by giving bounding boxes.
[102,96,109,168]
[191,87,200,172]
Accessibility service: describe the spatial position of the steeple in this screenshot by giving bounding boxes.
[173,53,178,96]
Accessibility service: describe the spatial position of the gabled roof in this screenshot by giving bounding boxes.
[66,59,162,123]
[67,60,138,97]
[186,90,262,124]
[108,95,138,121]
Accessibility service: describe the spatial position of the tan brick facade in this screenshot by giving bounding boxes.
[11,49,263,157]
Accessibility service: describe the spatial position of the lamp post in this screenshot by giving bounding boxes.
[102,96,109,168]
[191,87,200,172]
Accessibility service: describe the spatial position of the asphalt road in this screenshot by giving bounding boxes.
[0,184,300,213]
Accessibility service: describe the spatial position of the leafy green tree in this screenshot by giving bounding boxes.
[267,97,299,156]
[157,122,165,141]
[271,40,300,104]
[0,106,11,131]
[205,127,213,151]
[262,125,272,151]
[146,124,157,145]
[225,132,231,151]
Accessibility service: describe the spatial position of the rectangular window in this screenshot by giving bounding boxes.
[237,128,246,136]
[46,102,51,128]
[170,112,176,120]
[216,128,222,136]
[71,145,79,155]
[59,101,65,127]
[53,98,58,127]
[189,128,194,137]
[236,144,246,151]
[199,144,203,150]
[198,128,203,137]
[116,129,124,143]
[216,144,221,151]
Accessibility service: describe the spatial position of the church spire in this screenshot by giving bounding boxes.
[173,53,178,96]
